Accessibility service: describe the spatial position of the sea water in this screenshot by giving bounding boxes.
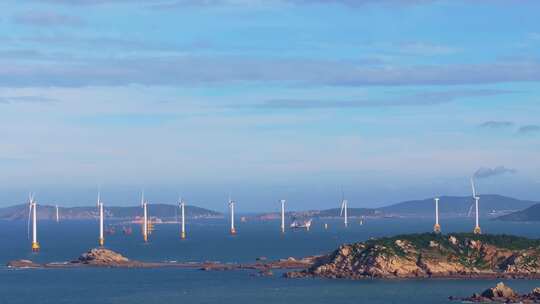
[2,217,540,303]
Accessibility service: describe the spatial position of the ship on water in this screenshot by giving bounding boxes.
[290,218,312,231]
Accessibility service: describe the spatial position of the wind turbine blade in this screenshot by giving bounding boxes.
[27,200,31,240]
[340,201,344,216]
[470,178,477,198]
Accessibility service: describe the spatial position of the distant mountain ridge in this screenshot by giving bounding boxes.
[1,194,535,220]
[0,204,222,220]
[256,208,377,220]
[496,204,540,222]
[376,195,538,217]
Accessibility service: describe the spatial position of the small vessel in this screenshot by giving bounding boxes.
[105,226,116,235]
[324,223,328,230]
[122,226,133,235]
[290,219,312,231]
[359,217,364,226]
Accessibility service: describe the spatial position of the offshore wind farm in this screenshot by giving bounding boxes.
[1,0,540,303]
[6,177,535,254]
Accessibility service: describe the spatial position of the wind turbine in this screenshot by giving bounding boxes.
[27,194,40,252]
[280,200,286,234]
[97,192,105,247]
[141,191,149,243]
[229,195,236,235]
[471,178,481,234]
[433,198,441,233]
[339,189,348,227]
[179,197,186,240]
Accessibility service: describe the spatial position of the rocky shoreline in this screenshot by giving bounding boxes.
[286,233,540,280]
[7,248,316,274]
[11,233,540,281]
[451,282,540,303]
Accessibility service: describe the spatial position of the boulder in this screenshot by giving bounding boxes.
[480,282,517,299]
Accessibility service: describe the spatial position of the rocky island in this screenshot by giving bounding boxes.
[451,282,540,303]
[11,233,540,281]
[7,248,316,273]
[286,233,540,279]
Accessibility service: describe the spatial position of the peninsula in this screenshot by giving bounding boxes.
[287,233,540,279]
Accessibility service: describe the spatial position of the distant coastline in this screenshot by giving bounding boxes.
[1,194,536,221]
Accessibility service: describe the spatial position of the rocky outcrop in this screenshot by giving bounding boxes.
[453,282,540,303]
[6,259,41,268]
[286,233,540,279]
[75,248,132,266]
[7,248,315,273]
[481,282,518,298]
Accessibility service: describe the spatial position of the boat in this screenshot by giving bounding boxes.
[122,226,133,235]
[105,226,116,235]
[290,219,312,231]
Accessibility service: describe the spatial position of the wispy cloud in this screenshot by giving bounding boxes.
[529,32,540,41]
[12,11,84,27]
[240,89,513,109]
[288,0,442,8]
[518,125,540,135]
[1,55,540,88]
[479,121,514,129]
[0,95,57,104]
[40,0,439,7]
[397,42,460,56]
[473,166,516,179]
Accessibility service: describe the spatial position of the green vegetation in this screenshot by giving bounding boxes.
[344,233,540,269]
[364,233,540,251]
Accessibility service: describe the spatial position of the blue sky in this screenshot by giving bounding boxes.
[0,0,539,211]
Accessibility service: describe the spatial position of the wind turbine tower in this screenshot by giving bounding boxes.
[28,194,40,252]
[471,178,481,234]
[141,192,149,243]
[433,198,441,233]
[179,197,186,240]
[280,200,286,234]
[97,193,105,247]
[229,196,236,235]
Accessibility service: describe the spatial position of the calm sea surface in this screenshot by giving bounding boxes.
[2,217,540,303]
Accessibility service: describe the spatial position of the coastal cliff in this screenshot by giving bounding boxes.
[287,233,540,279]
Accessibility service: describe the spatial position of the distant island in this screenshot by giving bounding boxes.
[496,203,540,222]
[0,194,537,221]
[256,194,537,220]
[376,194,537,217]
[0,204,222,221]
[286,233,540,279]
